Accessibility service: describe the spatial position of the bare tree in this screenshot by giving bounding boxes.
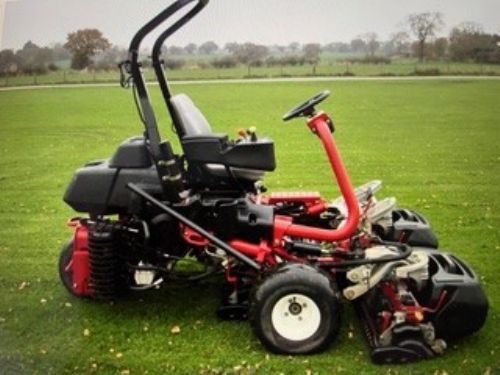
[431,37,448,60]
[390,31,410,55]
[184,43,197,55]
[233,43,268,75]
[51,43,71,61]
[449,22,496,62]
[167,46,184,55]
[93,46,127,70]
[288,42,300,53]
[199,41,218,55]
[361,33,380,56]
[302,43,321,74]
[0,49,17,75]
[350,38,366,53]
[302,43,321,64]
[408,12,444,62]
[15,41,53,74]
[224,42,239,53]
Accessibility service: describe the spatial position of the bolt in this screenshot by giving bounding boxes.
[302,303,307,308]
[298,316,302,321]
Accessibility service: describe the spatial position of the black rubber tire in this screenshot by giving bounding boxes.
[58,239,82,297]
[250,263,341,354]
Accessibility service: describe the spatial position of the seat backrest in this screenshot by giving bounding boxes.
[169,94,212,137]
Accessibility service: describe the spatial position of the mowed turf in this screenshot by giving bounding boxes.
[0,80,499,374]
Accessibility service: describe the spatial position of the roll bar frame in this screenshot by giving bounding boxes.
[122,0,209,200]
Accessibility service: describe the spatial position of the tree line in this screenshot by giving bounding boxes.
[0,12,499,77]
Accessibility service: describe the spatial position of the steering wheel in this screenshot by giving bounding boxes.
[282,90,331,122]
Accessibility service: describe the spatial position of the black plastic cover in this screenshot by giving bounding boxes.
[64,160,160,215]
[420,249,488,340]
[182,134,276,171]
[109,136,152,168]
[211,198,274,241]
[386,209,439,248]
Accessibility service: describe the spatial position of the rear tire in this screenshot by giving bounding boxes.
[250,263,341,354]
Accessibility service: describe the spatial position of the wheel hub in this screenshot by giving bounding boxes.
[289,301,303,315]
[271,293,321,341]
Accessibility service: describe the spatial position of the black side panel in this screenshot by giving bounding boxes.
[107,167,161,212]
[109,137,152,168]
[214,198,274,242]
[182,136,276,171]
[419,249,488,340]
[64,161,161,215]
[386,209,439,248]
[64,161,118,214]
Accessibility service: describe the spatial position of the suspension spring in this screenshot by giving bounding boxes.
[88,225,121,299]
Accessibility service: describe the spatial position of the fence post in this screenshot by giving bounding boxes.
[63,70,67,84]
[33,74,37,85]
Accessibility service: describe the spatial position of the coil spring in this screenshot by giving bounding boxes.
[88,225,121,299]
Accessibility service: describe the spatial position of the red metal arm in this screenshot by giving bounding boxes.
[279,112,360,242]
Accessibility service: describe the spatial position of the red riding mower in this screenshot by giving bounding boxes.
[59,0,488,364]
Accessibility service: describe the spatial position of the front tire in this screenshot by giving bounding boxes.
[250,264,341,354]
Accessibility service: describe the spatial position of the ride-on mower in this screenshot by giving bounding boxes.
[59,0,488,364]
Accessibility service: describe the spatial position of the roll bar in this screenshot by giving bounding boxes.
[151,0,209,98]
[126,0,208,141]
[121,0,209,201]
[128,0,208,65]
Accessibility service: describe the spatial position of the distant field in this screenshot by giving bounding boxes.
[1,61,499,87]
[0,80,499,374]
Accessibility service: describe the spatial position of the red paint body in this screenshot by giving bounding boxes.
[68,221,93,296]
[264,192,322,205]
[263,192,327,216]
[229,240,277,265]
[181,224,210,247]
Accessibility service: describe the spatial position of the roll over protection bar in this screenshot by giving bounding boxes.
[123,0,209,201]
[150,0,209,136]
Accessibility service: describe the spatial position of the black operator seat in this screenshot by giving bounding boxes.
[169,93,212,136]
[169,94,276,182]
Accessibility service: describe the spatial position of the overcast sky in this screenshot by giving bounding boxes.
[2,0,500,50]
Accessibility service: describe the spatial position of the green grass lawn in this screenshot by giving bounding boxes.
[0,80,499,374]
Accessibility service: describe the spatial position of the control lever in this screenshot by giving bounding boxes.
[236,127,258,142]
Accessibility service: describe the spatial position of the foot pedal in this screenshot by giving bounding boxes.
[217,304,249,320]
[217,283,250,321]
